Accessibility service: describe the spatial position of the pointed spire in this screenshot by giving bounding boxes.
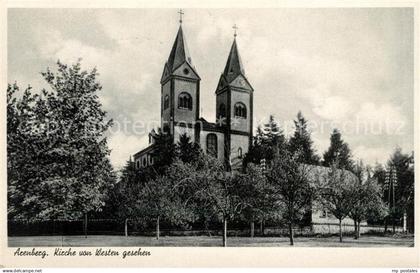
[216,32,253,93]
[161,11,200,83]
[166,25,194,72]
[223,38,245,83]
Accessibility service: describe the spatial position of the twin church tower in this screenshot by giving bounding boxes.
[134,12,254,170]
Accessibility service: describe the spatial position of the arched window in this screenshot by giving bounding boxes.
[178,92,192,110]
[218,103,226,118]
[234,102,247,118]
[206,133,218,158]
[136,161,140,169]
[164,95,169,110]
[143,157,147,167]
[238,147,243,158]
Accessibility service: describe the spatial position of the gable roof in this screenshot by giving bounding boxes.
[198,117,224,133]
[216,38,253,93]
[222,38,246,83]
[303,164,358,187]
[166,25,198,75]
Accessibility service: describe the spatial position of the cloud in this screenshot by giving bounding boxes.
[355,102,407,135]
[312,96,353,120]
[35,23,163,124]
[298,85,354,120]
[353,145,391,166]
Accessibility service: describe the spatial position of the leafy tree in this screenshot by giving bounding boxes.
[103,157,142,236]
[261,115,286,150]
[266,151,315,245]
[7,61,116,227]
[239,164,273,237]
[286,112,321,228]
[139,177,171,240]
[323,129,354,170]
[243,115,286,167]
[243,138,268,168]
[7,83,40,219]
[371,162,388,222]
[176,133,202,164]
[192,155,253,246]
[386,147,414,233]
[254,125,265,144]
[288,111,320,165]
[150,128,176,174]
[319,163,355,242]
[372,162,387,188]
[138,152,272,245]
[138,159,198,240]
[120,157,142,186]
[108,182,141,237]
[348,160,366,238]
[348,161,387,239]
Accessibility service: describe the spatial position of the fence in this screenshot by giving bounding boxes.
[8,219,404,237]
[8,219,123,236]
[312,222,403,234]
[8,218,250,236]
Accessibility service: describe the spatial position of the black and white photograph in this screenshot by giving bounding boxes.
[3,4,417,265]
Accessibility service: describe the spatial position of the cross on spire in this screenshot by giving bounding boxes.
[233,24,238,38]
[178,9,184,24]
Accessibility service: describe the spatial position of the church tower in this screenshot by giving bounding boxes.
[160,18,200,144]
[215,29,254,169]
[134,16,255,170]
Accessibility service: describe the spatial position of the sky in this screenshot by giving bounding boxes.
[7,8,414,170]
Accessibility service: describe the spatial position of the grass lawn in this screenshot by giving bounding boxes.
[8,234,414,247]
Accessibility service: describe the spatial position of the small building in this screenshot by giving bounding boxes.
[305,164,367,233]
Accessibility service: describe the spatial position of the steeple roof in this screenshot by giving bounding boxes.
[216,37,253,93]
[166,25,195,72]
[222,38,246,83]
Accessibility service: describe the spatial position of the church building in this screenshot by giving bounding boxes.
[134,18,253,170]
[132,13,370,233]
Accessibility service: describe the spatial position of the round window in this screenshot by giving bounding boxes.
[183,68,189,75]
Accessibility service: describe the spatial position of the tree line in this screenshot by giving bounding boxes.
[109,111,413,246]
[7,61,415,246]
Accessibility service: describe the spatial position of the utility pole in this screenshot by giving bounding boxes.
[385,166,397,233]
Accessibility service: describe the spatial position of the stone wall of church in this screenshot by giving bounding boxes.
[230,90,251,133]
[230,134,249,168]
[134,152,154,169]
[216,90,228,120]
[161,81,171,132]
[174,79,197,124]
